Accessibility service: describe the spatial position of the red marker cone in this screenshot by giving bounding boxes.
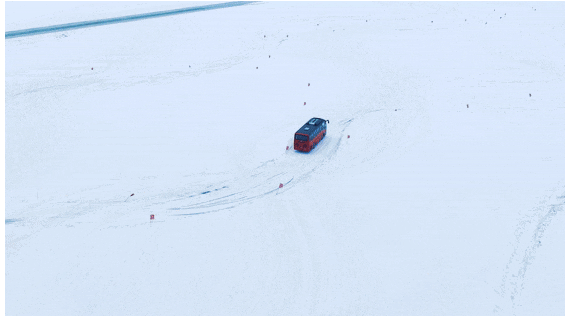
[286,146,289,150]
[279,183,284,188]
[304,102,306,105]
[150,214,155,220]
[347,135,350,138]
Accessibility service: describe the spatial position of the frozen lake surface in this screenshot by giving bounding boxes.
[5,1,565,315]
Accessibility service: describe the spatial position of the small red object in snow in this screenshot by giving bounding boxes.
[150,214,155,220]
[130,193,134,197]
[308,83,310,86]
[91,68,93,70]
[286,146,289,150]
[348,135,350,138]
[304,102,306,105]
[279,183,284,188]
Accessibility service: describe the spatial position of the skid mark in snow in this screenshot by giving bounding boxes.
[495,190,565,315]
[166,115,359,216]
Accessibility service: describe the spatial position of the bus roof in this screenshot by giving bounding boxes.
[295,117,326,136]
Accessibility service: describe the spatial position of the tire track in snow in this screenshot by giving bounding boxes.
[165,115,360,216]
[494,189,565,315]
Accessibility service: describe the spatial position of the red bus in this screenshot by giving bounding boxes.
[294,117,329,152]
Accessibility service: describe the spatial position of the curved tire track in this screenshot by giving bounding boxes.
[495,190,565,315]
[164,115,361,216]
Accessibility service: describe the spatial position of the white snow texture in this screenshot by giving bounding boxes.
[5,1,565,316]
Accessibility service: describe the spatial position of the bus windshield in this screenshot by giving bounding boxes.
[295,134,308,141]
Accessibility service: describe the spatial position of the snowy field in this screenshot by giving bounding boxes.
[4,1,565,316]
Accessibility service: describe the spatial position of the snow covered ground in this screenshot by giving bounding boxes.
[5,1,565,316]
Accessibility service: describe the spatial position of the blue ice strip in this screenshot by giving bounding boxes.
[6,1,257,39]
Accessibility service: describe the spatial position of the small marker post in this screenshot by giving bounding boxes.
[150,214,155,221]
[279,183,284,189]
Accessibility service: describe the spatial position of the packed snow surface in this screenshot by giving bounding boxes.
[5,1,565,316]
